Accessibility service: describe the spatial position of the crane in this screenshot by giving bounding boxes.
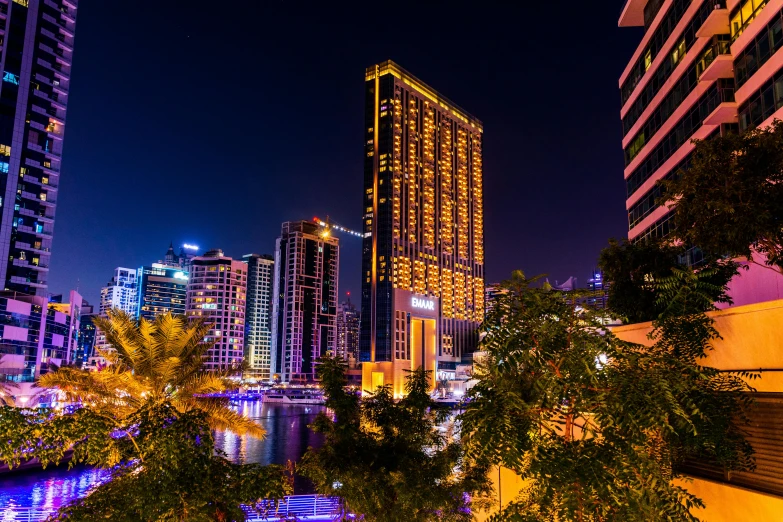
[312,216,366,239]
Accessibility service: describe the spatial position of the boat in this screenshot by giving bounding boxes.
[262,387,325,405]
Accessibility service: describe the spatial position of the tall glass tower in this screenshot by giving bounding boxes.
[271,220,339,384]
[242,253,274,381]
[360,61,485,395]
[0,0,78,295]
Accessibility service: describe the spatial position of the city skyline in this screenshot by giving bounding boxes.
[43,1,638,307]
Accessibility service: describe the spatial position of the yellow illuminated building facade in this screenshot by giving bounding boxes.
[360,61,484,394]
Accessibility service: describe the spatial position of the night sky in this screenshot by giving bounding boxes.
[48,2,643,306]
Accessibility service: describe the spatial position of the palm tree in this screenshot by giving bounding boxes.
[39,310,265,438]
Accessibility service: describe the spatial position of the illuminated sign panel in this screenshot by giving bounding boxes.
[411,297,435,311]
[183,244,199,251]
[173,272,188,280]
[3,72,19,86]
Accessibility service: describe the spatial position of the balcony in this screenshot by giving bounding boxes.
[704,83,738,125]
[22,175,59,190]
[20,191,40,202]
[697,35,733,81]
[18,208,55,223]
[53,63,70,82]
[14,242,51,255]
[10,276,47,288]
[12,259,49,272]
[696,0,729,38]
[705,101,738,125]
[619,0,647,27]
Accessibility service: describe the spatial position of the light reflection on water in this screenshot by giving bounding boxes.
[0,403,327,511]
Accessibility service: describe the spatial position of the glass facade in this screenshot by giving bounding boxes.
[136,264,188,320]
[0,293,79,381]
[360,61,484,366]
[270,221,339,383]
[336,298,359,361]
[242,253,274,380]
[734,8,783,87]
[620,0,715,105]
[626,82,734,199]
[0,0,78,296]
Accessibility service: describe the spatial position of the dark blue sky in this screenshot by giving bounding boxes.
[48,2,642,306]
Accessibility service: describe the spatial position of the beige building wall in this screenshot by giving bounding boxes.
[613,299,783,521]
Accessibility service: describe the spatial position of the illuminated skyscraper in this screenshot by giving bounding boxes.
[336,296,360,361]
[360,61,485,395]
[186,249,247,371]
[271,220,339,383]
[99,267,137,316]
[242,253,274,380]
[136,264,188,321]
[0,0,78,295]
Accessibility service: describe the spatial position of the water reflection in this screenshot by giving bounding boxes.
[0,403,326,512]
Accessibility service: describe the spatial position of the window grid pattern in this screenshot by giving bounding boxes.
[626,81,734,198]
[734,7,783,88]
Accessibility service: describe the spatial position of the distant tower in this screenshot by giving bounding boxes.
[136,264,188,321]
[336,294,360,361]
[99,267,138,317]
[162,242,179,267]
[242,253,274,380]
[186,249,247,371]
[271,221,339,383]
[586,270,608,310]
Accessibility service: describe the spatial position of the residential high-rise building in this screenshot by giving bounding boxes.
[360,61,485,396]
[0,0,78,296]
[186,249,247,371]
[99,267,137,317]
[336,295,360,361]
[136,263,188,320]
[95,267,136,362]
[618,0,783,305]
[242,253,274,380]
[271,220,339,383]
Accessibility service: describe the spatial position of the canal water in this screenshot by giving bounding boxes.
[0,402,327,513]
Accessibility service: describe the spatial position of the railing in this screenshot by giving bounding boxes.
[247,495,343,520]
[0,508,56,522]
[696,34,732,78]
[0,496,344,521]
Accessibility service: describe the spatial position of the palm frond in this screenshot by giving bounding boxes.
[190,397,267,439]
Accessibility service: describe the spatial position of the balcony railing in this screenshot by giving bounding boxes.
[696,35,732,78]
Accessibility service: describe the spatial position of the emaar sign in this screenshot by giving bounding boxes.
[411,297,435,311]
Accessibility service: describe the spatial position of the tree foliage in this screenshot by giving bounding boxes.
[661,119,783,273]
[598,239,737,323]
[299,355,493,521]
[460,270,754,522]
[0,311,292,521]
[41,310,265,438]
[0,402,292,521]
